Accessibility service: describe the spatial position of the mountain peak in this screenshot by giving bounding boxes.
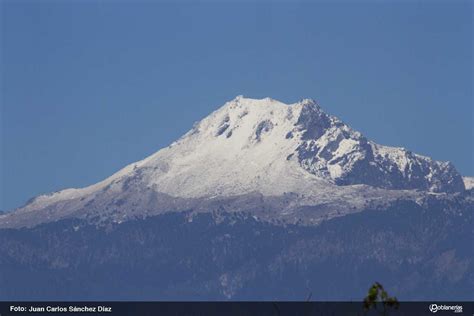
[3,96,465,228]
[144,96,464,194]
[230,95,319,105]
[35,97,469,198]
[299,98,319,107]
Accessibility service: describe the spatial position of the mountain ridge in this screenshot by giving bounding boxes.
[0,96,466,228]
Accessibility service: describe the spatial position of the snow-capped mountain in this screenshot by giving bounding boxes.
[0,96,466,228]
[2,96,471,301]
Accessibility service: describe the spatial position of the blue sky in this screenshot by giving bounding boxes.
[1,1,472,210]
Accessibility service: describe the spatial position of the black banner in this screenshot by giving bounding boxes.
[1,302,473,316]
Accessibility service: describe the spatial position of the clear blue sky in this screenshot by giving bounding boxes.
[1,1,473,211]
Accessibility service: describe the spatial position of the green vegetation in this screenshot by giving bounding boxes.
[363,282,399,315]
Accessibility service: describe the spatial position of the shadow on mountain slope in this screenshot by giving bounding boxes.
[0,200,472,301]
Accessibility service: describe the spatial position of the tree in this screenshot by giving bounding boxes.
[363,282,399,315]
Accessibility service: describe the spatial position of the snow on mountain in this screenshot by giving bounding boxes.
[1,96,466,228]
[134,95,463,195]
[464,177,474,190]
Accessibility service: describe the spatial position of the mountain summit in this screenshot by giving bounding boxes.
[157,95,463,194]
[1,96,465,228]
